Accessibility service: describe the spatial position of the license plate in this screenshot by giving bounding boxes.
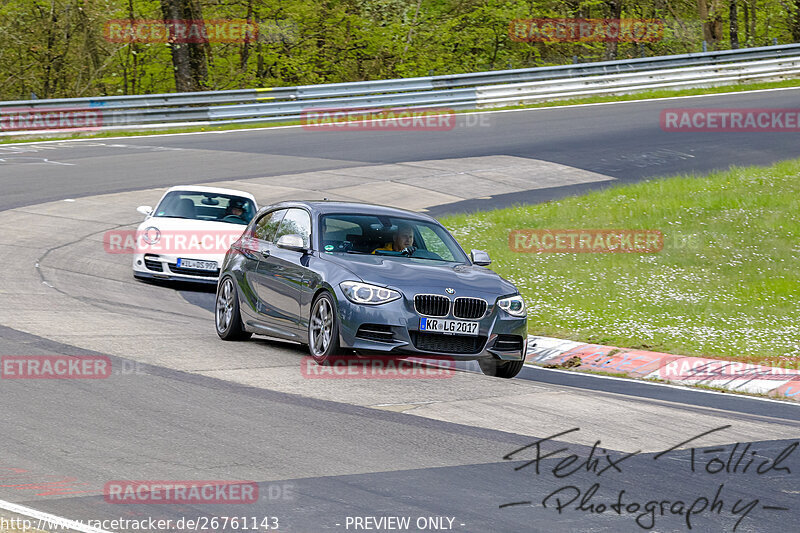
[177,258,217,271]
[419,317,479,336]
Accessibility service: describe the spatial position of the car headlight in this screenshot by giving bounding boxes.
[140,226,161,245]
[340,281,401,305]
[497,295,526,317]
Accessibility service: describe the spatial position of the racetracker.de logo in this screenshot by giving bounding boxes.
[104,19,258,43]
[657,359,800,381]
[661,108,800,132]
[510,229,663,253]
[104,229,252,255]
[0,108,103,132]
[509,18,664,42]
[104,481,258,504]
[300,107,456,131]
[1,356,111,379]
[301,356,455,379]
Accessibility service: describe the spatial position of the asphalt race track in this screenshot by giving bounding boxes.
[1,90,798,533]
[4,87,800,213]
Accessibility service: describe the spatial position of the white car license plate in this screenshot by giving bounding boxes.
[177,258,217,271]
[419,317,479,336]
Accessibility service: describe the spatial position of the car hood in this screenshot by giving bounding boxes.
[321,253,518,298]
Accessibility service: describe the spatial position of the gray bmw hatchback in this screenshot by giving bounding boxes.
[215,201,528,378]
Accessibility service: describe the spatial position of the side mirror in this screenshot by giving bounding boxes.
[276,234,307,252]
[470,249,491,266]
[137,205,153,217]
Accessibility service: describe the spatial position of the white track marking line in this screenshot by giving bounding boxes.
[1,85,800,147]
[0,498,113,533]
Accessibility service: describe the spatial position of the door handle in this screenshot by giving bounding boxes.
[261,249,271,259]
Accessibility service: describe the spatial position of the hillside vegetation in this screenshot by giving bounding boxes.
[1,0,797,100]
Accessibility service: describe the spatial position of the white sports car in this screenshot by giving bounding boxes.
[132,186,258,284]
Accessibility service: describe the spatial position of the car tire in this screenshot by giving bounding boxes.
[308,292,341,364]
[215,276,252,341]
[478,358,524,379]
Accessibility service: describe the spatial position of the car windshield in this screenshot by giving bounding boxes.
[154,191,256,225]
[320,214,469,263]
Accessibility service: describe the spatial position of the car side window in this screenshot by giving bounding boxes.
[274,208,312,248]
[254,209,286,242]
[417,225,456,261]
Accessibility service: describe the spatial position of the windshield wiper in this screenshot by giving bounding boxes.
[158,215,191,219]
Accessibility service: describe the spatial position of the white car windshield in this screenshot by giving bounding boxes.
[155,191,256,225]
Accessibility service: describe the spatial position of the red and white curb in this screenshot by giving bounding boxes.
[525,336,800,401]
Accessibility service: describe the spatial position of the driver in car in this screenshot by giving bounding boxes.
[222,199,247,222]
[373,223,414,254]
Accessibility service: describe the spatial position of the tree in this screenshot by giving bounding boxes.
[698,0,724,48]
[604,0,623,61]
[789,0,800,42]
[159,0,209,91]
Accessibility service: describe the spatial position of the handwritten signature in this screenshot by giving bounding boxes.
[499,425,797,530]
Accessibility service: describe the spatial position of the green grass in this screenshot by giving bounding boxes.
[2,78,799,144]
[442,159,800,366]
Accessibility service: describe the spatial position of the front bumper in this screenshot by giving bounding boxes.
[336,290,527,362]
[133,253,222,284]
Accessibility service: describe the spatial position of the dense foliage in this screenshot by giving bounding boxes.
[0,0,797,100]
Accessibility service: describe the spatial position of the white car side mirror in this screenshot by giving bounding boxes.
[137,205,153,217]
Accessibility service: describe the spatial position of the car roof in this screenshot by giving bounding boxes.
[165,185,257,201]
[257,200,438,222]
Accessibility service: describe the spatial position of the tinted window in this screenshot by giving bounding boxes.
[274,208,312,248]
[417,225,456,261]
[319,214,467,262]
[254,209,286,242]
[322,217,362,241]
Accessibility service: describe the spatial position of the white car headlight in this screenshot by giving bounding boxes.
[340,281,401,305]
[141,226,161,245]
[497,295,526,317]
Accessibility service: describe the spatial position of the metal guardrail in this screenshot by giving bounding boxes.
[476,56,800,107]
[2,43,800,134]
